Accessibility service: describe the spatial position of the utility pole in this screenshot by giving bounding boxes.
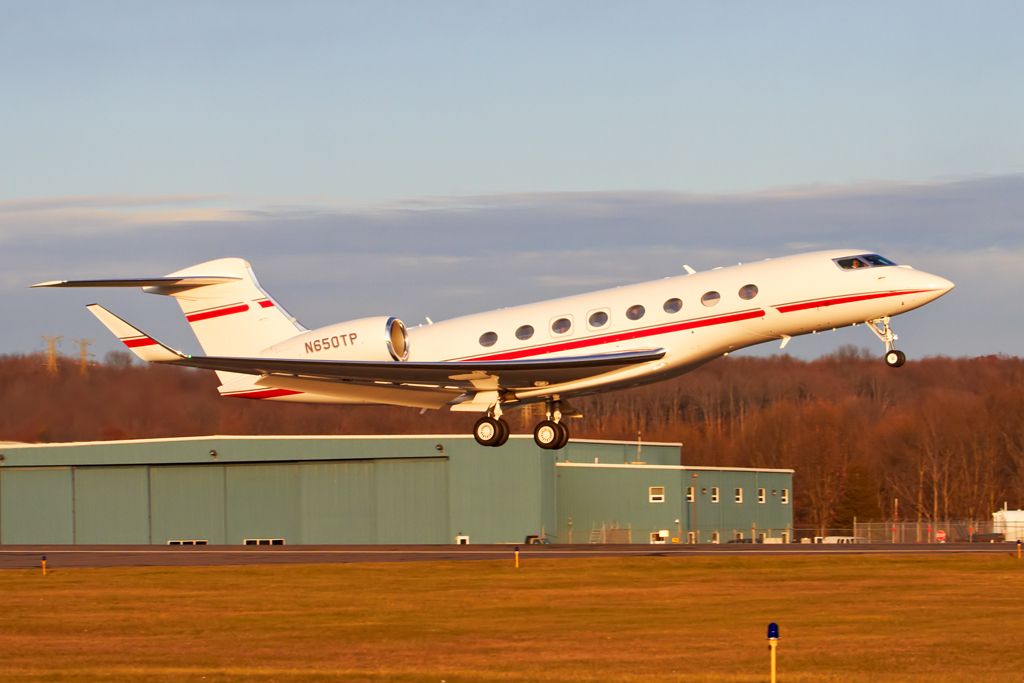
[41,335,62,375]
[73,338,93,376]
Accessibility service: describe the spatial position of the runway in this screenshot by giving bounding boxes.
[0,542,1018,569]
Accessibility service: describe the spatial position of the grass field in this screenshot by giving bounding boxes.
[1,553,1022,682]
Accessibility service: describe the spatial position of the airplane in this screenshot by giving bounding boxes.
[33,249,953,449]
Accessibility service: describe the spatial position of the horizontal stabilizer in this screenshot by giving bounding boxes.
[32,276,240,289]
[86,304,186,363]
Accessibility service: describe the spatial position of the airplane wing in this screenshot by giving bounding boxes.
[32,277,241,288]
[87,304,665,391]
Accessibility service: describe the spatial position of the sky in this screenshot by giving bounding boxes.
[2,2,1022,361]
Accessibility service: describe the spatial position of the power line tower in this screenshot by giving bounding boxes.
[41,335,63,375]
[73,338,93,376]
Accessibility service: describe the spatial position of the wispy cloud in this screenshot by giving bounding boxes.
[4,175,1022,358]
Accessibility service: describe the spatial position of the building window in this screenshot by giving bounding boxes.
[734,531,744,541]
[734,488,743,504]
[711,531,720,544]
[781,488,790,504]
[686,486,695,503]
[687,531,697,544]
[626,304,645,320]
[663,297,682,314]
[479,331,498,347]
[551,317,572,335]
[515,324,534,340]
[711,487,720,503]
[701,291,721,307]
[649,486,665,503]
[739,284,759,300]
[588,310,609,328]
[758,488,766,504]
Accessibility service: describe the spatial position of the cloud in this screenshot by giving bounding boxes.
[3,175,1022,359]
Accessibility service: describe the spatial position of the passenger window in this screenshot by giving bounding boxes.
[515,325,534,341]
[701,291,721,307]
[479,331,498,347]
[738,284,758,300]
[663,298,682,314]
[626,304,645,320]
[551,317,572,335]
[588,310,609,328]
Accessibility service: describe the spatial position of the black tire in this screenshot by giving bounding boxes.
[885,349,906,368]
[473,416,503,447]
[553,421,570,450]
[494,418,510,447]
[533,420,560,449]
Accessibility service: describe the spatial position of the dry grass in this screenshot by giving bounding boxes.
[1,554,1022,682]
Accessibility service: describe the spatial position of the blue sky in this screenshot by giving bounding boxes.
[2,2,1022,360]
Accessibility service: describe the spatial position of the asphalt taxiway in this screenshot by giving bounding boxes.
[0,543,1018,569]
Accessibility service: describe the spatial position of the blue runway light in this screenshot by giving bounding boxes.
[767,622,780,640]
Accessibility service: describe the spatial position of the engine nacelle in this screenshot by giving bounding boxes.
[264,316,409,362]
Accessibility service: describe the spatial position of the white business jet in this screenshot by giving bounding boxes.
[33,250,953,449]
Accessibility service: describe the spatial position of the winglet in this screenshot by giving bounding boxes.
[86,304,186,363]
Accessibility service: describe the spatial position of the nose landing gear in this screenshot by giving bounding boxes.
[868,316,906,368]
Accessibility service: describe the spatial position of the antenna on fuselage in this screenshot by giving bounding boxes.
[682,265,696,275]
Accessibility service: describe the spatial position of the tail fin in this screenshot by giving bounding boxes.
[152,258,304,357]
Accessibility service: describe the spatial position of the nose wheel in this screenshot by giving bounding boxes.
[868,316,907,368]
[884,349,906,368]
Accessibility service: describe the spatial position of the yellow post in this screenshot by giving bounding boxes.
[41,555,47,576]
[1017,540,1022,560]
[767,622,779,683]
[514,546,520,569]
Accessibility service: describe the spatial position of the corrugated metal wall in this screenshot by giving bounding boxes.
[0,436,788,545]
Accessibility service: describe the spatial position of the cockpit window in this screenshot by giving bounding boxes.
[834,254,897,270]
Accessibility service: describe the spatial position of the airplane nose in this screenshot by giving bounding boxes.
[919,272,955,297]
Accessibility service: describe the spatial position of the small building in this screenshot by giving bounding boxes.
[0,435,792,545]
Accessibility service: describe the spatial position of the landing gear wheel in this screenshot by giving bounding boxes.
[885,349,906,368]
[533,420,561,449]
[473,416,504,447]
[493,418,510,447]
[553,422,570,450]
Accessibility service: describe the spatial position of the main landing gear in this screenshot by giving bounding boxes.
[867,316,906,368]
[471,398,572,450]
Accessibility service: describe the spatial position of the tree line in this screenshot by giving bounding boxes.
[2,348,1021,528]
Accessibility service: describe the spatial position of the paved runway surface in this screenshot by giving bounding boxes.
[0,543,1018,569]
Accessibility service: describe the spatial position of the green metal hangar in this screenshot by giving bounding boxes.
[0,436,793,545]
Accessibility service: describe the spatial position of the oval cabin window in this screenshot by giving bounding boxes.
[738,284,758,300]
[663,298,682,314]
[588,311,609,328]
[479,331,498,347]
[626,304,645,320]
[701,291,721,307]
[551,317,572,335]
[515,324,534,340]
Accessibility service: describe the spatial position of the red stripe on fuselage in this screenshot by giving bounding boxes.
[462,309,766,361]
[258,300,275,308]
[774,289,932,314]
[122,337,156,348]
[224,388,303,400]
[186,303,249,323]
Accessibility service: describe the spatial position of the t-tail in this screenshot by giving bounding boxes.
[32,258,305,390]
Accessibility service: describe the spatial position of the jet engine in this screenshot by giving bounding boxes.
[264,316,409,362]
